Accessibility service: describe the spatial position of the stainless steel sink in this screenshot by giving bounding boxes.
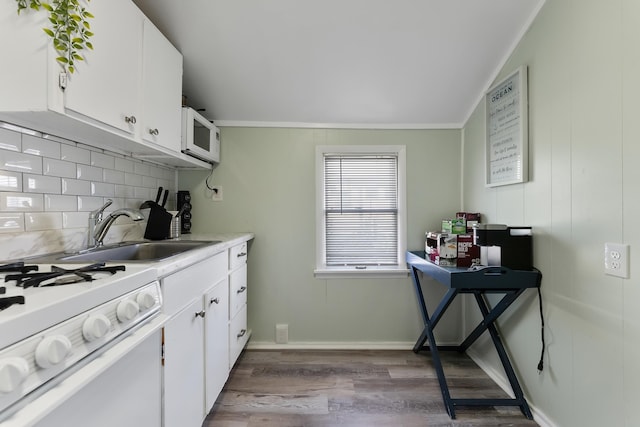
[28,240,221,263]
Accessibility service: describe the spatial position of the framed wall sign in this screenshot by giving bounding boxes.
[485,65,528,187]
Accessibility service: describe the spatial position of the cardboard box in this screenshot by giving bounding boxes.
[425,232,457,262]
[457,234,480,268]
[452,218,466,234]
[441,220,453,233]
[456,212,481,232]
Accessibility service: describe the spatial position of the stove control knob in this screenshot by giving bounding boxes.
[0,357,29,393]
[35,335,72,369]
[116,300,140,322]
[136,291,156,311]
[82,314,112,342]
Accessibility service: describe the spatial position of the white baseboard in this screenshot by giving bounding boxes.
[246,341,460,351]
[466,348,557,427]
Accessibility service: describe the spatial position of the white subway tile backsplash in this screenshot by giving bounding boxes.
[91,151,115,169]
[45,194,77,211]
[0,192,44,211]
[115,184,134,198]
[77,196,106,212]
[0,213,24,233]
[134,187,152,200]
[103,169,125,185]
[22,134,61,159]
[91,182,115,197]
[43,158,76,178]
[62,211,89,229]
[62,178,90,196]
[124,173,142,186]
[24,174,61,194]
[77,164,103,181]
[0,123,178,250]
[61,144,90,164]
[142,175,157,188]
[0,128,21,152]
[0,151,43,174]
[114,157,134,173]
[134,162,150,176]
[0,171,22,192]
[25,212,63,231]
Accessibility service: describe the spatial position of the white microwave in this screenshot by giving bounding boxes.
[181,107,220,163]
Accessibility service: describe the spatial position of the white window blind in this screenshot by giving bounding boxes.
[323,154,398,266]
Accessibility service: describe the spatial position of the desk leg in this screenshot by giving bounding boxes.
[409,267,458,418]
[473,293,533,420]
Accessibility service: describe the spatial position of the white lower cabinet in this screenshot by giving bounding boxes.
[204,278,230,411]
[161,241,251,427]
[163,297,206,427]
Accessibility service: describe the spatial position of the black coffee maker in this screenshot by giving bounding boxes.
[177,191,192,234]
[473,224,533,270]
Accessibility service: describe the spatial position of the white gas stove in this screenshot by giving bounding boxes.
[0,261,162,425]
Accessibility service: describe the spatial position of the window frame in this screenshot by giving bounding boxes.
[314,145,408,279]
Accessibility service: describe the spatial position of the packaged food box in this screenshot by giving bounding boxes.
[452,218,466,234]
[435,256,457,267]
[456,212,481,232]
[441,220,453,233]
[425,231,457,262]
[457,234,481,267]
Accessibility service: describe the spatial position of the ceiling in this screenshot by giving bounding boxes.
[132,0,544,128]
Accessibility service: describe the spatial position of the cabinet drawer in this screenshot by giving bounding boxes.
[229,264,247,319]
[163,251,228,316]
[229,305,248,368]
[229,242,248,270]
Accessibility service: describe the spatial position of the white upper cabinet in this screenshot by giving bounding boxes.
[64,0,143,135]
[141,19,183,153]
[0,0,208,169]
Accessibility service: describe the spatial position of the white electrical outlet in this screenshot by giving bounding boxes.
[604,242,629,278]
[275,324,288,344]
[210,186,223,201]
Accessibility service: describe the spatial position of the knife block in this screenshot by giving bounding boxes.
[144,204,173,240]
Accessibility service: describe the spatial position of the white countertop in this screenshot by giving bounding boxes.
[143,232,254,277]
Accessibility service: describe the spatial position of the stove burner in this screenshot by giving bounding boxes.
[0,262,32,310]
[5,263,126,289]
[0,262,39,274]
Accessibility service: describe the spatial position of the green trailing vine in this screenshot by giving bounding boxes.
[15,0,94,74]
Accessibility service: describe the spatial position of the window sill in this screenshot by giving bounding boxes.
[314,266,410,279]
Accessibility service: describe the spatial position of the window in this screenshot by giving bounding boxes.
[315,145,408,278]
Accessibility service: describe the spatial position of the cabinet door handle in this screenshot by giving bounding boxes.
[236,286,247,294]
[149,128,159,136]
[237,329,247,338]
[210,297,220,305]
[124,115,137,124]
[237,252,247,257]
[195,310,206,318]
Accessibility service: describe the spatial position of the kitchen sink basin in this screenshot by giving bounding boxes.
[28,240,221,263]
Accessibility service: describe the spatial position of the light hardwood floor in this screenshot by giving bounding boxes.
[203,349,539,427]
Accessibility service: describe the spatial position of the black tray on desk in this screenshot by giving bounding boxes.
[407,251,541,290]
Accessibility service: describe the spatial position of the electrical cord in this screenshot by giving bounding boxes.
[537,285,545,373]
[205,168,216,192]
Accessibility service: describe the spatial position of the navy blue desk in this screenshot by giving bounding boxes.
[406,250,541,419]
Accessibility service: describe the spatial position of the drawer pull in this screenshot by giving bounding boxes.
[195,310,206,318]
[236,286,247,294]
[237,329,247,338]
[149,128,159,136]
[124,115,137,124]
[237,252,247,258]
[210,298,220,305]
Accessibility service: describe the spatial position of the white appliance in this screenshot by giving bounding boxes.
[181,107,220,164]
[0,262,165,426]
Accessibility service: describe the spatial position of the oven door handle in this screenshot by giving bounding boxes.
[3,314,167,427]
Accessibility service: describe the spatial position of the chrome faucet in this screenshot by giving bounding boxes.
[88,199,113,247]
[90,205,145,247]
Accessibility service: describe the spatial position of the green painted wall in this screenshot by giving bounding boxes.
[179,127,462,345]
